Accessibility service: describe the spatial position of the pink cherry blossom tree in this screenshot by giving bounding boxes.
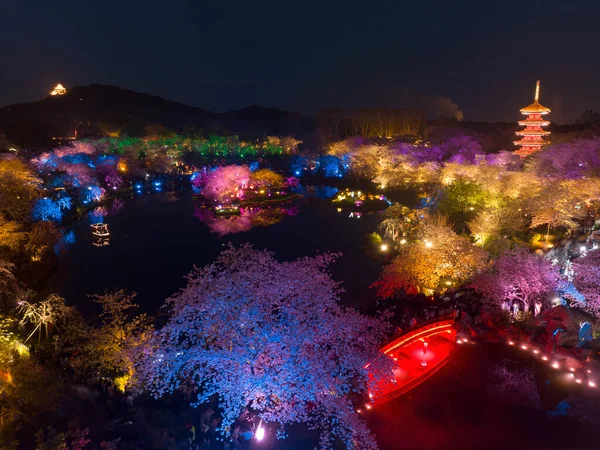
[571,250,600,316]
[198,165,251,203]
[54,141,98,158]
[470,248,560,314]
[135,245,391,449]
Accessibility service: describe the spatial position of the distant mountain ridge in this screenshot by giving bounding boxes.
[0,84,312,146]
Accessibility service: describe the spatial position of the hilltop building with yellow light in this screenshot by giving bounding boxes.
[50,83,67,96]
[513,80,551,158]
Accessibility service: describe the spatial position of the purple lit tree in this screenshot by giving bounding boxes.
[135,245,391,449]
[443,135,483,164]
[527,138,600,180]
[571,250,600,316]
[470,248,560,314]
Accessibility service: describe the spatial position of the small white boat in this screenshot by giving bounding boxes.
[91,223,110,237]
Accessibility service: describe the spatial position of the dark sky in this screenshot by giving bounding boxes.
[1,0,599,123]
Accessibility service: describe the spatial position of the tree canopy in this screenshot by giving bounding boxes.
[135,245,391,449]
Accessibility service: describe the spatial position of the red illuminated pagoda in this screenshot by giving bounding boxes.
[514,80,551,158]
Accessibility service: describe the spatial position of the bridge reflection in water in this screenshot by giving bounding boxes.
[370,317,457,406]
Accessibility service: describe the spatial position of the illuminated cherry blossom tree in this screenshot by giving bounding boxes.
[571,250,600,316]
[527,138,600,180]
[249,168,284,188]
[0,156,42,222]
[373,216,488,296]
[198,165,251,203]
[470,248,560,314]
[135,245,390,449]
[31,196,72,223]
[468,207,525,253]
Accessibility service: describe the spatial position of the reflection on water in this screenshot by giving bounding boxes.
[48,189,385,313]
[194,205,299,236]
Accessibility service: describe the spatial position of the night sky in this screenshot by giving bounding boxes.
[2,0,599,123]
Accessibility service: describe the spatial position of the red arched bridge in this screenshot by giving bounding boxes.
[368,316,457,406]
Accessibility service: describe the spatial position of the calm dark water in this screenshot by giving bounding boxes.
[46,191,385,313]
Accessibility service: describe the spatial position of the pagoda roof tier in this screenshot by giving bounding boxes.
[515,129,551,136]
[513,139,546,147]
[520,101,551,115]
[518,119,550,126]
[514,147,542,157]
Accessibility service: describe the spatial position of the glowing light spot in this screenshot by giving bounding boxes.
[50,83,67,96]
[508,341,514,345]
[576,378,582,384]
[520,345,527,350]
[400,239,407,245]
[569,368,576,372]
[380,244,389,252]
[552,362,559,369]
[542,355,548,361]
[365,403,372,410]
[589,381,596,387]
[256,426,265,441]
[424,241,433,248]
[533,349,539,354]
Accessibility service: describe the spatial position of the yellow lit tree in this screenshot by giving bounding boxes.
[66,290,152,390]
[249,168,284,188]
[0,156,42,222]
[468,205,525,254]
[373,215,488,296]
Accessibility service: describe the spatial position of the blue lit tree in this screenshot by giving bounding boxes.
[31,198,69,222]
[317,155,346,178]
[135,245,391,449]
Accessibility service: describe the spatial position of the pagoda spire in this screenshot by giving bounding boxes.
[513,80,551,158]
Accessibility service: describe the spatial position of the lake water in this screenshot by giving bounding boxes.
[46,189,386,314]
